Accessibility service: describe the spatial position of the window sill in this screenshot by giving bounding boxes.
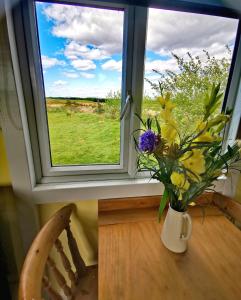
[28,177,226,204]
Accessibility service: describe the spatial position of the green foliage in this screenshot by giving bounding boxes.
[203,83,223,120]
[146,48,231,101]
[105,90,121,119]
[144,48,232,135]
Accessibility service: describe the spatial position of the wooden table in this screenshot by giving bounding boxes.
[99,203,241,300]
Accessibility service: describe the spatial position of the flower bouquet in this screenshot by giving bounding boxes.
[135,84,241,252]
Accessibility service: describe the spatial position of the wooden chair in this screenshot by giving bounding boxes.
[19,204,97,300]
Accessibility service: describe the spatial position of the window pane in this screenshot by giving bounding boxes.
[143,8,239,134]
[35,1,124,166]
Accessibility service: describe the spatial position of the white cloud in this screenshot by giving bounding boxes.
[64,41,110,61]
[41,55,65,70]
[80,72,95,79]
[146,8,238,58]
[53,80,67,86]
[63,71,79,78]
[46,82,120,98]
[101,59,122,72]
[43,4,124,55]
[144,58,178,75]
[71,59,96,71]
[42,4,238,63]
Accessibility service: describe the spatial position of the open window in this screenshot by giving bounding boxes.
[20,0,135,181]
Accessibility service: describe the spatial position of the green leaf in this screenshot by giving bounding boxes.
[155,117,161,134]
[158,188,169,222]
[147,118,152,130]
[228,145,234,157]
[134,113,146,128]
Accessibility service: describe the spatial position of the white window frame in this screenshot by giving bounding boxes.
[1,0,241,203]
[19,0,137,178]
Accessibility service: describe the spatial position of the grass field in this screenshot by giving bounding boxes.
[47,110,120,165]
[46,98,203,166]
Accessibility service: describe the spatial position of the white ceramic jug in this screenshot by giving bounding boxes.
[161,205,192,253]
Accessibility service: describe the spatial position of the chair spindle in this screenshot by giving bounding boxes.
[42,276,63,300]
[65,224,86,278]
[55,238,77,286]
[47,257,72,299]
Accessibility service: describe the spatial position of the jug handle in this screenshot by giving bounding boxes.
[181,213,192,240]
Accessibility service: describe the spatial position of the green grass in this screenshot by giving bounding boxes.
[47,110,120,165]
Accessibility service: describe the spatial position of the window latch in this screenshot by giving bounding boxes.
[120,91,132,121]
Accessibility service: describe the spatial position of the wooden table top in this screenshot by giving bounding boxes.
[99,206,241,300]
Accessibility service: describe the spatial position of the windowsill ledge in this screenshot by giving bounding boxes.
[26,177,226,204]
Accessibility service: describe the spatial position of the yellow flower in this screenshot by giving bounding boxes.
[160,102,175,122]
[157,92,172,107]
[196,121,207,132]
[194,131,215,143]
[157,96,166,107]
[161,121,178,145]
[207,114,230,130]
[180,149,205,179]
[171,172,190,191]
[165,100,175,111]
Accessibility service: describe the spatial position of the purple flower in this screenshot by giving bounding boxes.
[139,130,158,153]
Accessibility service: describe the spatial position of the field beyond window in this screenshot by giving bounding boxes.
[35,2,124,166]
[46,97,121,165]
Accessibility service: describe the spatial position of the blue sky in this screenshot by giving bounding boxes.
[35,2,238,98]
[36,2,124,98]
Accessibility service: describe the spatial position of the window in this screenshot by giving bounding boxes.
[2,0,241,199]
[35,2,124,167]
[143,8,239,136]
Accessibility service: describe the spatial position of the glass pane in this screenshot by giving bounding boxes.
[143,8,239,134]
[35,1,124,166]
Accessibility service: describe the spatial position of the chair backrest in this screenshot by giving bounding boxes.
[19,204,87,300]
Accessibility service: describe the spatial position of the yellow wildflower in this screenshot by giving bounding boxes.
[171,172,190,191]
[160,102,176,122]
[196,121,207,132]
[194,131,215,143]
[207,114,230,130]
[161,121,178,145]
[165,100,175,111]
[157,92,171,106]
[157,96,166,107]
[180,149,205,180]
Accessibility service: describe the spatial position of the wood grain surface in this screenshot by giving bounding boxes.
[99,207,241,300]
[99,193,214,212]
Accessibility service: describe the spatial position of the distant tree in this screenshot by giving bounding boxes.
[146,46,231,131]
[146,47,231,103]
[106,90,121,102]
[105,90,121,119]
[145,47,232,133]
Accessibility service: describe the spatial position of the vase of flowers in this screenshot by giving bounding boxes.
[135,84,241,253]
